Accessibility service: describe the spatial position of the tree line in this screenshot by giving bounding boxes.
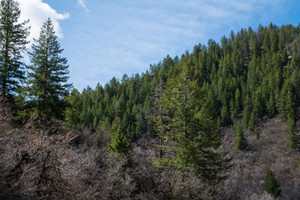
[66,23,300,152]
[64,21,300,185]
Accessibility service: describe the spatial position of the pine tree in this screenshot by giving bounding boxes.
[263,169,281,197]
[108,116,131,153]
[24,18,71,120]
[65,88,82,126]
[233,121,247,150]
[230,98,237,120]
[0,0,29,98]
[154,67,229,182]
[288,117,298,149]
[220,104,231,126]
[242,105,251,127]
[235,88,242,114]
[254,126,259,139]
[248,109,257,132]
[108,128,131,154]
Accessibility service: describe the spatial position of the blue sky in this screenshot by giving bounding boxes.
[18,0,300,91]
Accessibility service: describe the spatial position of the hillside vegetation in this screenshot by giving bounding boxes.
[1,100,300,199]
[0,0,300,199]
[67,23,300,151]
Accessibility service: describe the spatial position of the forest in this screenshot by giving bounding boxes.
[0,0,300,199]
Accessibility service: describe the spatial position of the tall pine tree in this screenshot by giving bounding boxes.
[0,0,29,98]
[24,18,71,120]
[155,66,229,182]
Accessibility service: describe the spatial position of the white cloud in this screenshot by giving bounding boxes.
[78,0,89,13]
[17,0,70,43]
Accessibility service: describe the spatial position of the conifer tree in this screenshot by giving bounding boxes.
[263,169,281,197]
[267,92,276,116]
[154,66,229,182]
[65,88,82,126]
[24,18,71,120]
[0,0,29,98]
[254,126,259,139]
[108,116,131,153]
[248,109,257,132]
[233,121,247,150]
[108,128,131,153]
[230,98,237,120]
[242,105,251,127]
[235,88,242,114]
[220,104,231,126]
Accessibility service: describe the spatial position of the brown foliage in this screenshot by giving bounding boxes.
[1,98,300,200]
[218,117,300,200]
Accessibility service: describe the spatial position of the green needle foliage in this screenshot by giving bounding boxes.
[107,116,131,154]
[263,169,281,197]
[108,128,131,154]
[0,0,29,98]
[254,126,259,139]
[66,23,300,160]
[23,18,72,121]
[154,61,229,182]
[233,121,247,150]
[65,88,83,126]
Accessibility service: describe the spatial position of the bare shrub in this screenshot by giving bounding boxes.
[219,117,300,200]
[1,112,300,199]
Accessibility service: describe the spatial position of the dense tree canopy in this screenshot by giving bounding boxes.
[66,23,300,150]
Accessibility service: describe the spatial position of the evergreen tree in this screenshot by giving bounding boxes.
[220,104,231,126]
[235,88,242,114]
[254,126,259,139]
[154,67,229,182]
[233,121,247,150]
[24,18,71,120]
[242,105,251,127]
[230,98,237,120]
[65,88,82,126]
[267,92,276,116]
[263,169,281,197]
[288,117,298,149]
[108,128,131,154]
[248,109,257,132]
[0,0,29,98]
[108,116,131,153]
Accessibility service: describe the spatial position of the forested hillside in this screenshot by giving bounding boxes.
[0,0,300,199]
[66,23,300,151]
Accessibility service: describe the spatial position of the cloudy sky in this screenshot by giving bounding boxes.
[17,0,300,91]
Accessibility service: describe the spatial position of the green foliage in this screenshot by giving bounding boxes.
[254,126,259,139]
[154,66,229,182]
[22,18,72,121]
[107,116,131,153]
[289,132,298,149]
[108,129,131,154]
[233,121,247,150]
[0,0,29,98]
[220,104,231,126]
[67,23,300,153]
[263,169,281,197]
[65,88,82,126]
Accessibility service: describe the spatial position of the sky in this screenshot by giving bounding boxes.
[17,0,300,91]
